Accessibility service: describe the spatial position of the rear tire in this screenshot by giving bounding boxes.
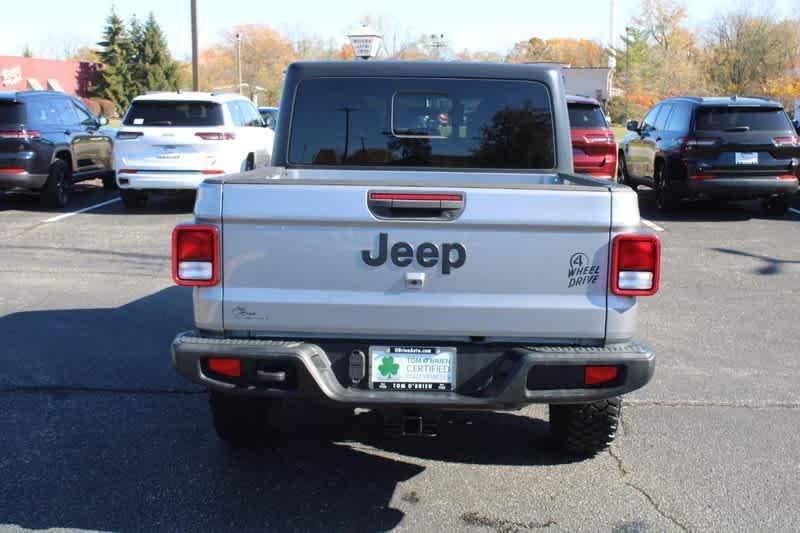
[209,391,281,447]
[102,172,118,191]
[120,189,148,209]
[761,196,789,217]
[40,160,71,208]
[549,397,622,456]
[617,152,636,190]
[655,163,680,213]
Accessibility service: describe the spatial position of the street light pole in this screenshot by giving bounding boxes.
[624,26,631,122]
[236,33,242,95]
[190,0,199,91]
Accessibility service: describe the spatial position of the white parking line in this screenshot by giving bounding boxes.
[43,197,121,224]
[641,219,665,232]
[789,208,800,216]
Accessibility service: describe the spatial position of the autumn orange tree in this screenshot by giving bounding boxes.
[506,37,608,67]
[200,25,295,106]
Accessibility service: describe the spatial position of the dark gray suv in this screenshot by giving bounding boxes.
[0,91,114,207]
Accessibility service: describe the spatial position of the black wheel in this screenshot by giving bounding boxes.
[120,189,148,209]
[102,172,118,191]
[209,391,281,447]
[761,196,789,217]
[617,152,636,190]
[654,163,680,213]
[245,154,255,171]
[549,397,622,456]
[40,159,71,208]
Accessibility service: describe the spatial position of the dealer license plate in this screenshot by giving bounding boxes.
[369,346,455,392]
[735,152,758,165]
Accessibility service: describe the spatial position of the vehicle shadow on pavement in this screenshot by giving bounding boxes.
[711,247,800,275]
[0,182,113,213]
[0,286,580,530]
[636,188,763,222]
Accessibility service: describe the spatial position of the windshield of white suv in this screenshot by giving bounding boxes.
[123,101,224,127]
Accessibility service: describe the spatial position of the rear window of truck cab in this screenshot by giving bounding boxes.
[123,100,224,127]
[694,107,793,133]
[288,78,555,169]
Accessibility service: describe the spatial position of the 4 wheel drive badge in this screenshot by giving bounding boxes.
[568,252,600,288]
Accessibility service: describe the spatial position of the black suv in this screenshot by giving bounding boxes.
[618,96,799,215]
[0,91,114,207]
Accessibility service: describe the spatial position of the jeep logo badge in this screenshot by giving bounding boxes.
[362,233,466,275]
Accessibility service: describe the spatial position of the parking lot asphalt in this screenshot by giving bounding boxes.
[1,182,799,532]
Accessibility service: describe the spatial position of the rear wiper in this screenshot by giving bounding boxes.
[724,126,750,132]
[148,120,173,126]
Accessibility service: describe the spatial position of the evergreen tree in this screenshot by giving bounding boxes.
[139,13,180,92]
[93,10,132,113]
[127,15,146,98]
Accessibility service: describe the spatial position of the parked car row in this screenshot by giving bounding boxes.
[2,85,798,215]
[618,96,799,215]
[0,90,276,209]
[0,90,116,207]
[115,92,275,209]
[566,93,799,216]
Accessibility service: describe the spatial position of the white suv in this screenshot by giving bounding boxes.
[114,92,275,209]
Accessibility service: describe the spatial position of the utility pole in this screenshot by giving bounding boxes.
[236,33,242,95]
[624,26,631,122]
[190,0,199,91]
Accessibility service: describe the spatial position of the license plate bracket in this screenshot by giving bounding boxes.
[369,346,455,392]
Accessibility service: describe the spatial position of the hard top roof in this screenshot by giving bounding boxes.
[131,91,250,103]
[284,60,562,81]
[0,90,72,101]
[566,94,601,105]
[664,95,783,108]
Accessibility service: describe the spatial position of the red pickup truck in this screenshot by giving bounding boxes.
[568,95,617,179]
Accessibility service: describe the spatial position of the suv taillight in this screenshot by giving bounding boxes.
[583,132,615,145]
[0,129,40,140]
[610,234,661,297]
[195,132,235,140]
[172,225,219,286]
[772,136,799,148]
[680,137,720,152]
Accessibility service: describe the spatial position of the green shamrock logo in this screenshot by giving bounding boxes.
[378,356,400,378]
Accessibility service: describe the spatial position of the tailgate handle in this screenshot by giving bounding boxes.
[368,191,464,220]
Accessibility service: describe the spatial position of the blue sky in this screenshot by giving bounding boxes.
[2,0,796,60]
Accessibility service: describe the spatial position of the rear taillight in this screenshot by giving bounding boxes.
[116,131,143,140]
[611,234,661,296]
[680,137,720,152]
[772,136,799,148]
[201,169,225,175]
[778,174,798,181]
[582,133,615,145]
[0,167,26,174]
[172,225,219,286]
[195,132,235,141]
[118,168,138,174]
[0,129,40,140]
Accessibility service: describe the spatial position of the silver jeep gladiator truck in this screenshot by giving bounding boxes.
[171,61,661,456]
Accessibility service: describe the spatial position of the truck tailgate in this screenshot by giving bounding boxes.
[221,182,611,341]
